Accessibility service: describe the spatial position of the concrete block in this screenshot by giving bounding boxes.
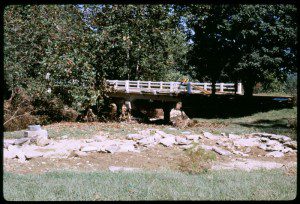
[28,125,41,131]
[24,129,48,138]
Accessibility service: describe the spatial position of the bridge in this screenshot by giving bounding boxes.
[105,80,244,123]
[104,80,293,123]
[107,80,243,96]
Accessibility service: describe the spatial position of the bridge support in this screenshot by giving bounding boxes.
[162,103,173,124]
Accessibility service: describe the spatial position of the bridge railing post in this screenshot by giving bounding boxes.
[237,83,242,94]
[204,83,208,91]
[160,81,163,90]
[148,81,151,89]
[137,80,140,88]
[170,82,173,92]
[125,80,129,93]
[187,82,192,94]
[114,80,118,89]
[220,83,224,92]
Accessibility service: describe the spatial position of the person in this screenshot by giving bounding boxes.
[180,78,189,91]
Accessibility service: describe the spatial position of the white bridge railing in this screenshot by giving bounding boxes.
[106,80,243,95]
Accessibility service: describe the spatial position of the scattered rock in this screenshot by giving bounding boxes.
[43,149,70,158]
[282,147,293,154]
[4,149,17,159]
[24,129,48,139]
[94,135,108,142]
[81,146,98,152]
[175,136,191,145]
[16,151,26,163]
[212,146,232,156]
[232,150,249,157]
[211,159,284,171]
[200,144,214,151]
[203,132,221,140]
[69,150,88,158]
[24,150,44,159]
[117,143,136,152]
[160,136,176,147]
[138,136,158,147]
[36,137,49,147]
[233,138,260,147]
[228,134,241,139]
[14,138,30,146]
[265,151,284,158]
[85,139,94,143]
[109,166,140,172]
[105,144,120,153]
[127,134,144,140]
[186,134,201,141]
[181,131,191,135]
[179,144,194,150]
[283,141,297,150]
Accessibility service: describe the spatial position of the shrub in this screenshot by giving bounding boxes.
[179,145,216,174]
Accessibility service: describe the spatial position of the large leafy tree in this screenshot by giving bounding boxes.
[182,4,297,96]
[4,5,102,111]
[227,5,297,96]
[87,4,188,81]
[186,5,235,94]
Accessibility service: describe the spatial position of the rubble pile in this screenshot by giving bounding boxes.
[3,125,297,163]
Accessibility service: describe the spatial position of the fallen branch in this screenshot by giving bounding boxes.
[4,111,31,125]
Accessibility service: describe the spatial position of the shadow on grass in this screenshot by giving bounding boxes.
[235,118,297,139]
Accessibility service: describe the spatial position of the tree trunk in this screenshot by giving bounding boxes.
[243,80,255,97]
[211,79,216,95]
[234,80,238,95]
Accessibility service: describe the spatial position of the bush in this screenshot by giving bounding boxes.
[179,145,216,174]
[4,88,38,131]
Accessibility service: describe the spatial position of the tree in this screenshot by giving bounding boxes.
[225,5,297,96]
[4,5,101,112]
[185,5,235,94]
[87,5,188,81]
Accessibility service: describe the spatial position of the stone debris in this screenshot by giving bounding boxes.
[160,137,176,147]
[212,146,232,156]
[283,141,297,150]
[212,159,284,171]
[93,135,108,142]
[81,146,98,152]
[3,127,297,163]
[200,144,214,151]
[109,166,140,172]
[265,151,285,158]
[233,138,260,147]
[14,138,30,146]
[232,150,249,157]
[4,149,17,159]
[228,134,241,140]
[186,134,201,141]
[24,150,44,159]
[203,132,220,140]
[175,136,191,145]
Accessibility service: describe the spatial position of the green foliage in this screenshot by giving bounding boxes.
[179,145,216,174]
[183,4,297,96]
[88,5,188,81]
[4,5,101,113]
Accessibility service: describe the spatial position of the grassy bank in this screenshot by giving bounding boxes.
[4,107,297,140]
[190,107,297,140]
[3,169,296,201]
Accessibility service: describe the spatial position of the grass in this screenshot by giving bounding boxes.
[3,169,296,201]
[190,107,297,140]
[4,107,297,141]
[179,145,217,174]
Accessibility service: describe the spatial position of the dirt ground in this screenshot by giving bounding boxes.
[4,144,297,175]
